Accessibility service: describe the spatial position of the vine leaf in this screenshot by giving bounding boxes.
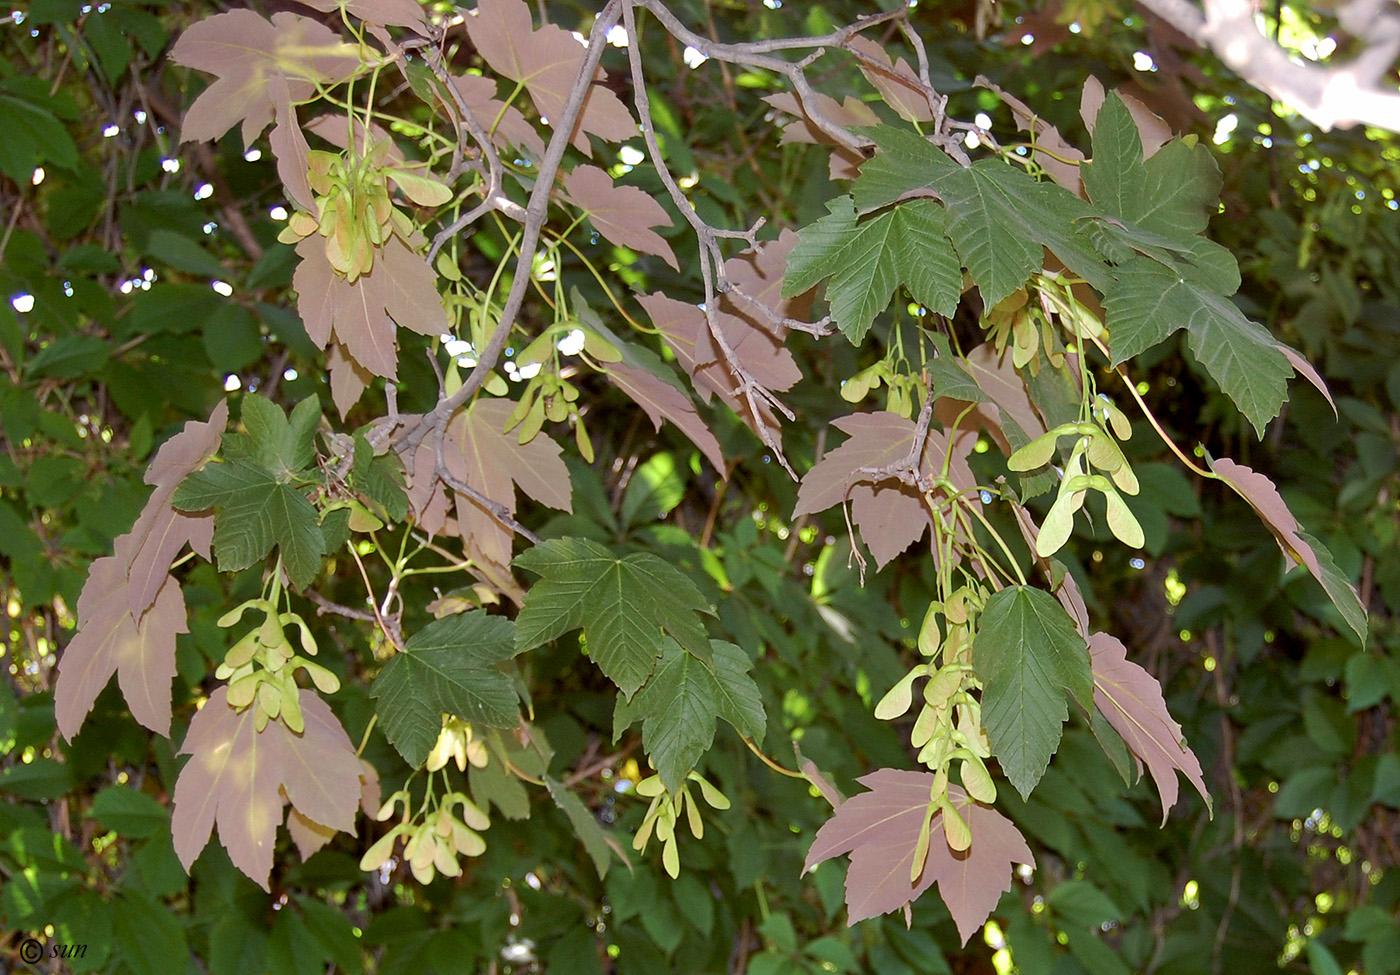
[371,612,523,767]
[465,0,635,155]
[784,196,960,343]
[794,411,976,569]
[974,586,1092,799]
[170,10,361,146]
[172,687,361,890]
[564,165,678,270]
[1208,456,1367,642]
[514,537,714,697]
[1089,632,1211,822]
[55,566,187,741]
[804,769,1033,938]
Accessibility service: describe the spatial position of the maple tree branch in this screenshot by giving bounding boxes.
[422,44,526,263]
[343,543,405,651]
[393,0,625,456]
[431,424,542,545]
[303,588,380,625]
[635,0,875,153]
[720,281,834,338]
[846,385,935,491]
[624,0,799,478]
[1135,0,1400,131]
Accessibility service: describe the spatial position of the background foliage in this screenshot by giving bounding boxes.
[1,0,1397,973]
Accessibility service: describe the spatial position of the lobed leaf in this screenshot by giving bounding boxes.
[793,411,977,570]
[805,769,1033,939]
[1208,457,1367,642]
[55,564,187,741]
[464,0,635,155]
[172,458,325,589]
[783,195,960,343]
[171,687,361,890]
[170,10,361,146]
[627,640,720,790]
[371,611,522,767]
[973,586,1092,798]
[515,537,714,697]
[564,165,678,270]
[1089,632,1210,822]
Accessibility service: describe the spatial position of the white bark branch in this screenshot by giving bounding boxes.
[1136,0,1400,132]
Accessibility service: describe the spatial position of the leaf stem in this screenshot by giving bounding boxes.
[356,713,378,757]
[741,736,804,777]
[1094,336,1215,479]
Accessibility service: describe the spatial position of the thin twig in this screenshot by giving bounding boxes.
[391,0,626,456]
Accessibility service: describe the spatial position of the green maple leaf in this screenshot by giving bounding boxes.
[370,611,521,767]
[973,586,1091,799]
[1296,530,1368,645]
[924,333,990,405]
[613,639,766,788]
[1185,296,1293,436]
[1082,94,1221,240]
[349,433,408,521]
[623,640,719,790]
[1076,94,1296,435]
[851,126,959,211]
[783,195,960,343]
[232,393,320,477]
[1103,256,1290,435]
[514,537,714,697]
[855,128,1112,307]
[172,458,325,588]
[546,776,626,879]
[708,641,766,744]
